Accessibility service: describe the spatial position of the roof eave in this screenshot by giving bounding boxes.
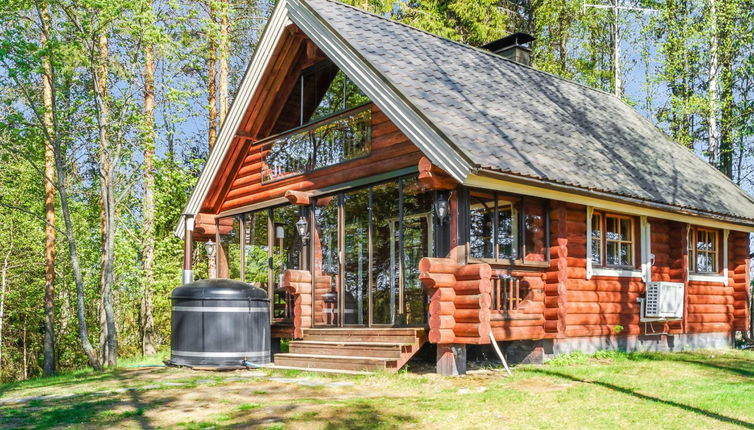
[470,168,754,231]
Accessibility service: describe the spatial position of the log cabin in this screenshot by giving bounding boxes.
[175,0,754,374]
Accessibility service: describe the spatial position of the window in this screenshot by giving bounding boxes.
[688,227,718,273]
[591,212,635,268]
[468,191,517,261]
[466,190,548,264]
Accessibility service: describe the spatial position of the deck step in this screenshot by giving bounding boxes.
[289,340,409,359]
[274,353,398,372]
[274,327,427,373]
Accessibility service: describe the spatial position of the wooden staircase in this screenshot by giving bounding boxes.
[273,327,427,373]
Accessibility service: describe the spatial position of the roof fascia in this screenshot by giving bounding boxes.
[467,170,754,232]
[287,0,472,183]
[174,1,292,237]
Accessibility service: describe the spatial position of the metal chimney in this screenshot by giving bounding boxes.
[481,33,535,66]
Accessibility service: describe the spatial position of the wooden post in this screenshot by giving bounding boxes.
[239,215,246,282]
[436,344,466,376]
[183,215,194,284]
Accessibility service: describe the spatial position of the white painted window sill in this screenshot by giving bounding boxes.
[688,274,727,284]
[591,268,643,278]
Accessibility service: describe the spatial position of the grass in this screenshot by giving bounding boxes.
[0,349,752,429]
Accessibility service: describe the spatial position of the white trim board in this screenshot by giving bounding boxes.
[688,274,727,284]
[592,268,643,278]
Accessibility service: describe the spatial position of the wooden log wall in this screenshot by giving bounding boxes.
[544,202,583,338]
[419,258,492,344]
[648,219,685,334]
[217,104,422,213]
[730,231,751,332]
[282,269,313,339]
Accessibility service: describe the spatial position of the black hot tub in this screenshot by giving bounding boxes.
[170,279,270,367]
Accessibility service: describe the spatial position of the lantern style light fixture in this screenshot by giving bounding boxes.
[296,216,309,243]
[434,192,450,224]
[204,239,216,257]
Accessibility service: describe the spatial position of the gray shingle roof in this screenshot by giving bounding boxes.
[304,0,754,224]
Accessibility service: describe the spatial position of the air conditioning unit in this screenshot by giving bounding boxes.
[640,282,684,321]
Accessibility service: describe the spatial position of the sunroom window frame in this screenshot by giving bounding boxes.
[465,188,549,267]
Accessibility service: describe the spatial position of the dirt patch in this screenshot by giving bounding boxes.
[508,376,577,393]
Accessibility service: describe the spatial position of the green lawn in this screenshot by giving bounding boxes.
[1,349,752,429]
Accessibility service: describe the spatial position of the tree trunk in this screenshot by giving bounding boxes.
[0,232,13,379]
[141,29,157,357]
[94,32,117,367]
[41,4,57,377]
[612,0,622,97]
[707,0,720,166]
[219,0,230,126]
[208,0,218,151]
[39,11,101,371]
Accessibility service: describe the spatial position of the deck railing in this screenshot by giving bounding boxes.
[491,273,527,311]
[261,106,371,183]
[272,287,294,322]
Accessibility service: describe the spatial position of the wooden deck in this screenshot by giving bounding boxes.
[273,327,427,373]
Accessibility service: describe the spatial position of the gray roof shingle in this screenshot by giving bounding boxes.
[305,0,754,223]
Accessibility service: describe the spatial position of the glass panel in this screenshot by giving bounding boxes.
[401,178,433,325]
[344,189,369,325]
[303,66,368,124]
[244,212,270,289]
[372,181,400,325]
[591,214,602,265]
[469,191,495,259]
[620,218,632,241]
[523,198,546,262]
[496,203,516,260]
[313,197,339,326]
[620,243,632,266]
[606,216,619,241]
[270,206,304,320]
[607,241,619,266]
[261,109,371,183]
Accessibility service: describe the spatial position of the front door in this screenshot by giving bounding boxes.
[311,176,435,327]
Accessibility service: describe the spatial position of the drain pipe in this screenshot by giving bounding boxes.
[488,329,512,376]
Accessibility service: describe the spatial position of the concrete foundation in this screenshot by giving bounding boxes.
[502,332,735,364]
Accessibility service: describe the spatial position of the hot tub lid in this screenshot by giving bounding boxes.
[171,279,269,301]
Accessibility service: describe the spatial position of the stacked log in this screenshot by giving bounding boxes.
[312,274,333,326]
[419,258,457,344]
[730,231,751,332]
[419,258,492,344]
[282,269,313,339]
[452,264,492,344]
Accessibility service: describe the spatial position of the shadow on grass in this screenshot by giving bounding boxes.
[530,368,754,429]
[582,350,754,379]
[175,398,417,430]
[0,370,181,430]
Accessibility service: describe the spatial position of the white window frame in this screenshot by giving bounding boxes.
[586,207,648,279]
[686,226,728,285]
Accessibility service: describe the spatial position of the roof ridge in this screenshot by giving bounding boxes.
[314,0,622,102]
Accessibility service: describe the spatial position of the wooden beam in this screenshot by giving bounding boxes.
[285,190,313,205]
[418,156,458,190]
